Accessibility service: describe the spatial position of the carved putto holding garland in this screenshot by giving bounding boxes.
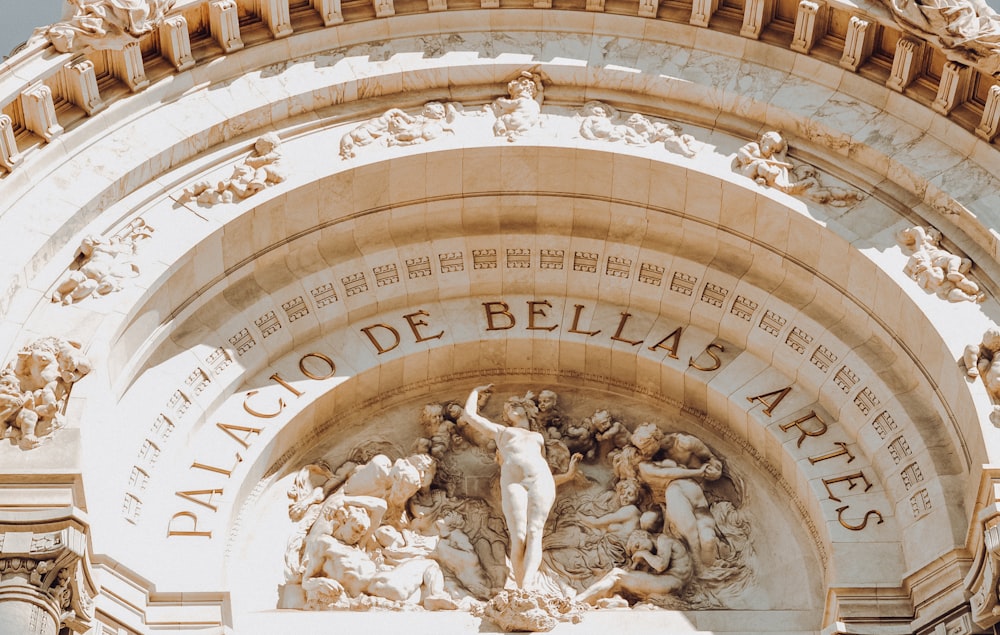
[733,131,864,207]
[0,337,91,450]
[280,386,753,631]
[489,71,545,142]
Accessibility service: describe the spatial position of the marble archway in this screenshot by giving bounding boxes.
[0,1,999,633]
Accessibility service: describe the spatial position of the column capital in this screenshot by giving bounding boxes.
[0,507,96,634]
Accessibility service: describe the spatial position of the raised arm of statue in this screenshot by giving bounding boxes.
[463,384,503,441]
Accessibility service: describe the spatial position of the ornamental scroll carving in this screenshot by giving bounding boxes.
[733,131,865,207]
[489,71,545,142]
[37,0,176,54]
[899,225,984,303]
[0,337,91,450]
[279,386,754,631]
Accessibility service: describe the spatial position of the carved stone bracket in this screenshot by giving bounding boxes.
[577,101,700,157]
[0,508,97,635]
[965,469,1000,630]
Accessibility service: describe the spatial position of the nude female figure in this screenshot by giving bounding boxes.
[463,384,578,589]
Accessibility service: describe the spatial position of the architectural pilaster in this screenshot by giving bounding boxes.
[0,508,96,635]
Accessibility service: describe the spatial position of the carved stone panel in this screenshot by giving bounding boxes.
[278,386,762,630]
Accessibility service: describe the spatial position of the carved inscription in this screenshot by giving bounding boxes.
[762,392,885,531]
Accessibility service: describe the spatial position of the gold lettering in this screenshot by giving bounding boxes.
[527,301,558,331]
[569,304,601,336]
[191,453,243,477]
[689,342,725,372]
[403,310,445,343]
[243,390,287,419]
[166,511,212,538]
[746,386,792,417]
[808,441,855,465]
[649,327,682,359]
[822,472,873,503]
[779,410,828,447]
[270,372,305,397]
[175,488,225,512]
[835,506,885,531]
[611,312,643,346]
[360,324,401,354]
[243,390,285,419]
[483,302,515,330]
[216,423,263,449]
[299,352,337,380]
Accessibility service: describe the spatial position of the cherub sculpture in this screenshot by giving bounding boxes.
[180,133,286,205]
[898,226,984,303]
[625,113,700,157]
[489,71,544,141]
[733,131,796,190]
[964,327,1000,402]
[0,337,91,449]
[51,221,152,305]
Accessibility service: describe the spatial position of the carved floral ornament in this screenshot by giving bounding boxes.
[0,337,91,450]
[280,385,754,631]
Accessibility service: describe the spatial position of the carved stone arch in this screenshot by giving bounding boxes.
[2,2,1000,633]
[62,139,978,631]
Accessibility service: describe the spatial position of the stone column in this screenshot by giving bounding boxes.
[0,508,96,635]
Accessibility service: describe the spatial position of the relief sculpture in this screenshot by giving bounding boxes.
[964,327,1000,426]
[898,225,984,303]
[51,218,153,305]
[0,337,91,450]
[37,0,176,53]
[578,101,700,158]
[339,102,462,159]
[488,71,545,142]
[733,131,864,207]
[179,133,286,205]
[279,386,753,630]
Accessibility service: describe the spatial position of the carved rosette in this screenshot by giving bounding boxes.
[0,510,96,635]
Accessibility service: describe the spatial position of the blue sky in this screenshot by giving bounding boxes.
[1,1,63,59]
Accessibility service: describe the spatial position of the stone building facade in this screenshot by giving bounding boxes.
[1,0,1000,633]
